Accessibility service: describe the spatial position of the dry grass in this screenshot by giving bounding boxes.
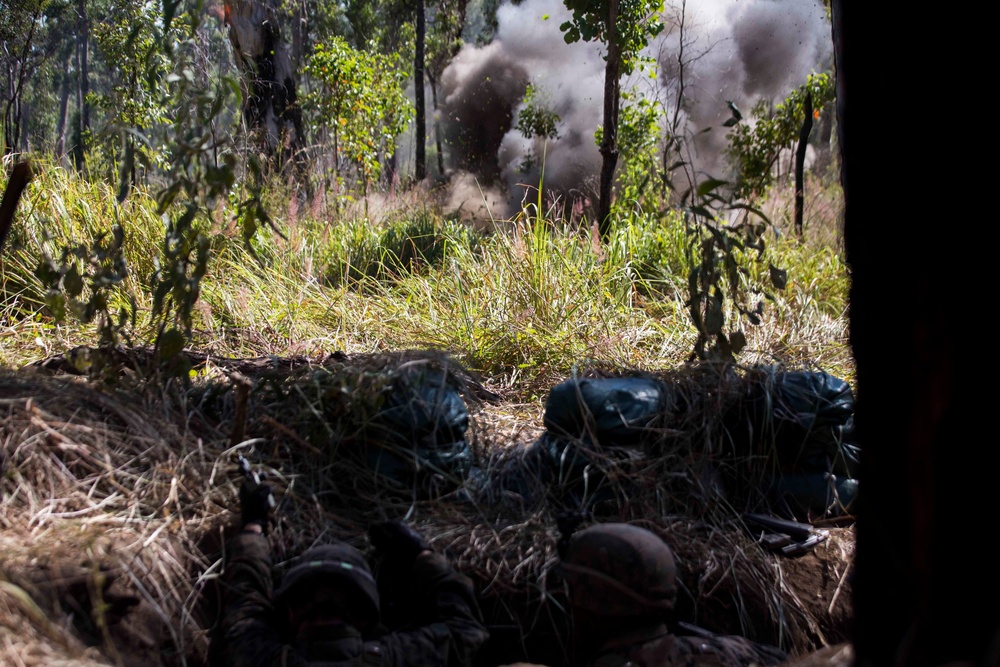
[0,350,854,666]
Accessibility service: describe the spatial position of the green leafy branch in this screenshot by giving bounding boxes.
[35,224,136,350]
[681,178,786,362]
[726,72,835,199]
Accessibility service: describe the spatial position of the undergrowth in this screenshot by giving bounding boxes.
[0,161,851,389]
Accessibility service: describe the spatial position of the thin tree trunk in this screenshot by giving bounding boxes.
[19,100,30,151]
[815,103,833,172]
[291,2,303,74]
[3,10,39,156]
[74,0,90,171]
[793,90,812,240]
[414,0,426,181]
[55,48,72,159]
[3,72,17,155]
[597,0,621,241]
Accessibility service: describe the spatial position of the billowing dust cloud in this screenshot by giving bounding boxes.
[439,0,832,216]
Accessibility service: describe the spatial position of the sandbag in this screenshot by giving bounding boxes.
[725,368,858,477]
[768,472,858,518]
[543,377,669,448]
[364,367,472,494]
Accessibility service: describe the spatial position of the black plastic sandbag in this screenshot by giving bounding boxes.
[725,368,858,476]
[515,433,633,511]
[768,472,859,518]
[769,370,857,476]
[543,377,669,448]
[365,367,472,493]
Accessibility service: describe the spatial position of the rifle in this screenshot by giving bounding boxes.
[743,513,828,555]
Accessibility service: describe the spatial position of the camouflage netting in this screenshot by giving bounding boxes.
[0,349,854,666]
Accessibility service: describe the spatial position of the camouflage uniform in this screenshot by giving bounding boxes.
[582,623,787,667]
[560,524,786,667]
[221,531,488,667]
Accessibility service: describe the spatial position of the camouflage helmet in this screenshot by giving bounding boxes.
[274,543,380,627]
[560,523,677,617]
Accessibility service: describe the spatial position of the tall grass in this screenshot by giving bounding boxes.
[0,163,851,386]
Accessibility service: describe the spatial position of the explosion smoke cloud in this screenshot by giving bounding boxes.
[439,0,832,216]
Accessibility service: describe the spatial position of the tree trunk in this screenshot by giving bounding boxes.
[55,48,72,159]
[414,0,427,181]
[793,90,812,240]
[597,1,621,241]
[290,3,303,74]
[3,68,18,155]
[836,1,994,665]
[3,9,39,156]
[74,0,90,171]
[0,160,32,253]
[19,100,30,151]
[224,0,304,164]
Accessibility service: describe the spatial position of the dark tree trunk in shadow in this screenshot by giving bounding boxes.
[0,160,32,253]
[836,1,996,664]
[597,0,621,241]
[793,90,812,240]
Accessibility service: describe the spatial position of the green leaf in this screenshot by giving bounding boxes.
[726,202,773,227]
[34,259,59,286]
[688,205,714,220]
[696,178,729,197]
[117,141,134,203]
[705,294,724,334]
[45,291,66,323]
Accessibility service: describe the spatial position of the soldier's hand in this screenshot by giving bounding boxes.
[368,520,431,566]
[239,477,274,530]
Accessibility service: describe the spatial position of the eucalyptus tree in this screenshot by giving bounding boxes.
[304,36,413,206]
[223,0,304,164]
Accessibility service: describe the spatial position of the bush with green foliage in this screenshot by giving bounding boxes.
[515,84,561,174]
[304,38,414,199]
[727,72,835,199]
[596,90,662,217]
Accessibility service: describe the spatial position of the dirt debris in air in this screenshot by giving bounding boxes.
[0,347,855,666]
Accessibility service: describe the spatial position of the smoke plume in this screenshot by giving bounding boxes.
[438,0,833,215]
